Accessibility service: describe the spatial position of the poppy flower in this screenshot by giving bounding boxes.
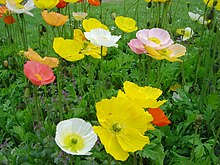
[94,97,151,161]
[55,118,97,155]
[24,61,56,86]
[84,28,121,48]
[3,15,16,24]
[119,81,167,108]
[128,38,146,54]
[53,37,84,61]
[148,108,171,126]
[203,0,220,10]
[82,18,108,32]
[34,0,59,9]
[56,0,68,8]
[41,10,68,27]
[176,27,194,41]
[73,12,88,21]
[6,0,35,17]
[24,48,59,68]
[0,6,7,18]
[136,28,173,50]
[115,16,138,33]
[145,44,186,62]
[88,0,100,6]
[188,12,211,25]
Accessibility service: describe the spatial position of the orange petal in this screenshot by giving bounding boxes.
[148,108,171,126]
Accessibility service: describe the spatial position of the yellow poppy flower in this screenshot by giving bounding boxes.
[145,0,168,2]
[81,42,107,59]
[53,37,84,62]
[34,0,59,9]
[115,16,138,33]
[24,48,59,68]
[41,10,68,27]
[203,0,220,10]
[73,29,107,59]
[93,97,151,161]
[82,18,108,32]
[145,44,186,62]
[121,81,167,108]
[64,0,78,2]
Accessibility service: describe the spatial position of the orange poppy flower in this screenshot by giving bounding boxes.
[24,61,56,86]
[148,108,171,126]
[56,0,68,8]
[4,15,16,24]
[24,48,59,68]
[88,0,100,6]
[41,10,68,27]
[0,6,7,18]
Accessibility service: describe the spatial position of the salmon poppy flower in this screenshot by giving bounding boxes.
[41,10,68,27]
[56,0,68,8]
[24,61,56,86]
[88,0,100,6]
[148,108,171,126]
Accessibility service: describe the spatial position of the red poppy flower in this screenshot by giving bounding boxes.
[3,15,16,24]
[148,108,171,126]
[88,0,100,6]
[56,0,68,8]
[24,61,56,86]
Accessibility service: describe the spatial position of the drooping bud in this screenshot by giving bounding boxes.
[111,12,116,20]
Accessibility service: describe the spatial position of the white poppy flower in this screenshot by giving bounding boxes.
[55,118,97,155]
[182,27,194,41]
[188,12,210,25]
[6,0,35,17]
[84,28,121,48]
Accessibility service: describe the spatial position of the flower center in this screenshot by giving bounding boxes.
[158,48,172,56]
[63,134,84,152]
[35,74,42,81]
[16,4,24,9]
[148,37,161,44]
[112,123,122,133]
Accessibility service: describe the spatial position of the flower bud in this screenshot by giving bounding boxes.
[24,88,31,99]
[3,60,8,68]
[111,12,116,20]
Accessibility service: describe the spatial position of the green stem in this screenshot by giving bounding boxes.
[138,54,142,85]
[56,69,63,121]
[33,86,42,122]
[156,60,163,87]
[133,152,138,165]
[78,61,84,96]
[146,57,152,84]
[189,127,198,164]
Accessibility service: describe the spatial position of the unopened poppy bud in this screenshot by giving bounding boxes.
[111,12,116,20]
[24,88,31,98]
[3,60,8,68]
[206,9,214,20]
[213,0,218,6]
[19,50,25,56]
[147,2,152,8]
[198,47,203,54]
[187,2,190,9]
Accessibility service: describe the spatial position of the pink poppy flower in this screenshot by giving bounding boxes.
[136,28,173,50]
[24,61,56,86]
[128,38,146,54]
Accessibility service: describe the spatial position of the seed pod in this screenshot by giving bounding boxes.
[147,2,152,8]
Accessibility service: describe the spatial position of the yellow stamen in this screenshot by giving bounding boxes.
[63,134,84,152]
[158,48,172,56]
[148,37,161,44]
[112,123,122,133]
[35,74,42,81]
